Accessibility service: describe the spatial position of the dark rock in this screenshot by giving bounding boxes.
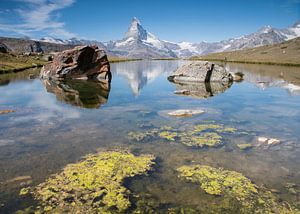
[40,46,111,81]
[168,61,233,83]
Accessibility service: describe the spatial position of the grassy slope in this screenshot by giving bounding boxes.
[108,56,142,63]
[0,53,46,73]
[191,37,300,66]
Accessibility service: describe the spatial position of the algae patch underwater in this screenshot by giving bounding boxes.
[27,151,155,213]
[128,123,236,148]
[177,165,299,213]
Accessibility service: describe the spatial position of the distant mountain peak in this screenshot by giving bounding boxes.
[124,17,147,40]
[132,17,141,24]
[258,25,273,34]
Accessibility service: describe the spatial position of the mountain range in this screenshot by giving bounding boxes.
[6,17,300,58]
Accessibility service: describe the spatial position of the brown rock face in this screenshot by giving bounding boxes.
[40,46,111,81]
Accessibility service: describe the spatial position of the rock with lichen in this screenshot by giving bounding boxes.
[177,165,298,213]
[25,151,155,213]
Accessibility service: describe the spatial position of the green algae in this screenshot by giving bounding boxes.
[180,132,223,148]
[192,124,223,133]
[27,151,155,213]
[159,131,177,141]
[237,143,253,150]
[19,187,30,196]
[177,165,299,213]
[128,131,156,141]
[128,123,237,148]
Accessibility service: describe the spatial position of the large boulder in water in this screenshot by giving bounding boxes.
[40,45,111,81]
[168,61,233,83]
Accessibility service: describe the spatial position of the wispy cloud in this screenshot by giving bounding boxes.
[0,0,76,38]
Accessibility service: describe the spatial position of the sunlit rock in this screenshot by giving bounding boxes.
[40,45,111,81]
[257,137,281,146]
[166,109,205,117]
[168,61,233,83]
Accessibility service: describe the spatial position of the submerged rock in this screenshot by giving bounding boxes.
[27,151,155,213]
[168,61,233,83]
[40,45,111,81]
[166,109,205,117]
[177,165,298,213]
[257,137,281,146]
[237,143,253,150]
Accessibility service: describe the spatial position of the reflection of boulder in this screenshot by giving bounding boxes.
[171,81,232,99]
[42,79,110,108]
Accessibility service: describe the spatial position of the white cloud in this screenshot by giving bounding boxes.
[0,0,76,38]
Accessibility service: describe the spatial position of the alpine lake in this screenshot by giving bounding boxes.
[0,60,300,213]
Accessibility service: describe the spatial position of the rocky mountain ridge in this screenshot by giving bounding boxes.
[1,18,299,58]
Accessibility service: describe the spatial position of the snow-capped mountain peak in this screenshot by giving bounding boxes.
[40,19,300,58]
[124,17,147,40]
[107,17,176,58]
[258,25,273,34]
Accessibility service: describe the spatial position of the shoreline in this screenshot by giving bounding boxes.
[190,58,300,67]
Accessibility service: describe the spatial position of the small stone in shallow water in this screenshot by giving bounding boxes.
[237,143,253,150]
[167,109,205,117]
[267,138,280,145]
[258,137,268,143]
[257,137,281,146]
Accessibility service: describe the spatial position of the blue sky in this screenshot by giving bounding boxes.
[0,0,299,42]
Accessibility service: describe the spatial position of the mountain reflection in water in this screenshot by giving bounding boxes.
[42,79,110,108]
[111,60,185,96]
